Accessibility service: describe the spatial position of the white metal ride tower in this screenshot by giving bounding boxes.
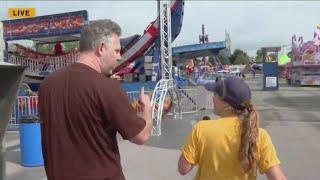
[0,22,4,61]
[151,1,181,136]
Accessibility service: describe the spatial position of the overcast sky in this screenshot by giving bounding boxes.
[1,1,320,56]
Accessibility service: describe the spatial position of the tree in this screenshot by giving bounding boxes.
[234,54,249,65]
[219,49,230,58]
[230,49,248,64]
[63,41,79,52]
[33,40,79,55]
[217,55,231,65]
[37,44,55,54]
[255,49,263,63]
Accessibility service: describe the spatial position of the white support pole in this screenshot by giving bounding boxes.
[151,0,176,136]
[0,22,4,62]
[159,0,172,80]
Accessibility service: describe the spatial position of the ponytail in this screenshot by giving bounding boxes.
[238,100,259,176]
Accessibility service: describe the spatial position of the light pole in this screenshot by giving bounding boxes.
[199,24,209,74]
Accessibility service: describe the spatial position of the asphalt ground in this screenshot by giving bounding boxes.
[5,76,320,180]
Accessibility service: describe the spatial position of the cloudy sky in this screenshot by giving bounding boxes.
[1,1,320,56]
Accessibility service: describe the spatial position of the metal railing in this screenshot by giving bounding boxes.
[127,88,210,115]
[8,52,79,76]
[9,96,39,127]
[8,88,214,127]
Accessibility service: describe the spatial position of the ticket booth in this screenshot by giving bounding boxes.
[261,47,281,90]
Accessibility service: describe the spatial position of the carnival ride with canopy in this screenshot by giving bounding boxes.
[284,26,320,86]
[2,1,186,136]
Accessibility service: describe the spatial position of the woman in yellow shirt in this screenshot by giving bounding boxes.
[178,77,286,180]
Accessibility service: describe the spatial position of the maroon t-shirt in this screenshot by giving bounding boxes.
[39,63,146,180]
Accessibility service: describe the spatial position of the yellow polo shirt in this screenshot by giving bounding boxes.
[182,117,280,180]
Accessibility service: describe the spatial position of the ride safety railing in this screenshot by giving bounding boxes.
[8,88,214,128]
[9,96,39,127]
[8,52,79,76]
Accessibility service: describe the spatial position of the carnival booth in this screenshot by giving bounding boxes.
[261,47,281,90]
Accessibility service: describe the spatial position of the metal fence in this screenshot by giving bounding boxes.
[126,88,213,115]
[175,88,199,114]
[9,96,39,128]
[8,88,214,128]
[8,52,79,76]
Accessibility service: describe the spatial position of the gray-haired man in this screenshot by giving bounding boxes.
[39,19,152,180]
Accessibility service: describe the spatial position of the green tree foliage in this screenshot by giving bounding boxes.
[255,49,263,63]
[230,49,249,65]
[217,49,231,65]
[34,41,79,55]
[217,55,231,65]
[37,44,55,54]
[234,54,249,64]
[63,41,79,52]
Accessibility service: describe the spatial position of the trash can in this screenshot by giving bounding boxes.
[19,115,44,167]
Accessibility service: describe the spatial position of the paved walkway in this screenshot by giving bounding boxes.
[5,76,320,179]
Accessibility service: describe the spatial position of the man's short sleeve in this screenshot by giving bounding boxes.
[100,80,146,140]
[182,123,200,165]
[258,129,281,174]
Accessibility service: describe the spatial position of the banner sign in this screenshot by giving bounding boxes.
[3,10,88,41]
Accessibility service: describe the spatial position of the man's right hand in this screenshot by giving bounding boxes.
[138,87,151,111]
[129,87,153,145]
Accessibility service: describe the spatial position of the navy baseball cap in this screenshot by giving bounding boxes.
[204,77,251,110]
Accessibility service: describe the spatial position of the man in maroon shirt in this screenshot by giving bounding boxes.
[39,19,152,180]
